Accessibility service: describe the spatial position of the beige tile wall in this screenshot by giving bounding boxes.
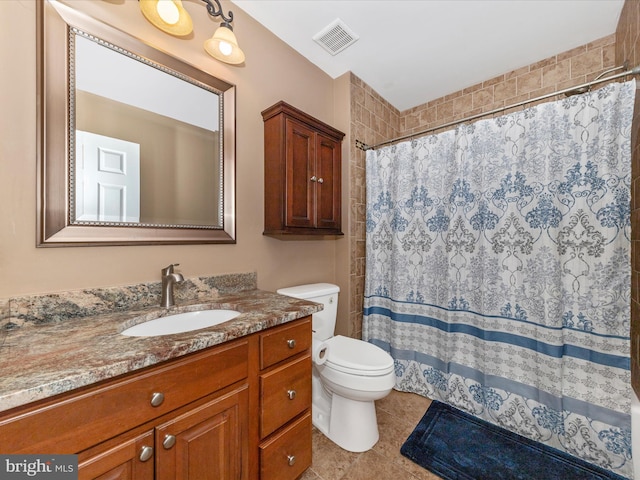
[617,0,640,396]
[349,76,400,338]
[400,34,616,136]
[348,31,623,339]
[617,0,640,69]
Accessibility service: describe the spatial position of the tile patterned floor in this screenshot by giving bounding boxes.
[299,390,443,480]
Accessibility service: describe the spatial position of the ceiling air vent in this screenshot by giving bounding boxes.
[313,19,359,56]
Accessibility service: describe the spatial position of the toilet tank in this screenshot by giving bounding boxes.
[276,283,340,341]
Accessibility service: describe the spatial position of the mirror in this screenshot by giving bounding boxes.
[37,0,236,246]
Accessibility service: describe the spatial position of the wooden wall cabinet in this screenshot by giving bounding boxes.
[262,101,345,236]
[0,318,313,480]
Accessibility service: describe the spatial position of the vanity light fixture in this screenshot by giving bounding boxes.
[139,0,245,65]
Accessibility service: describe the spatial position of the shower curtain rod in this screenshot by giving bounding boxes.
[356,64,640,152]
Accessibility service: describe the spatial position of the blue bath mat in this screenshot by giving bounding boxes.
[400,401,627,480]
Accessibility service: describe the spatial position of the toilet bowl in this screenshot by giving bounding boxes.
[314,335,396,451]
[276,283,396,452]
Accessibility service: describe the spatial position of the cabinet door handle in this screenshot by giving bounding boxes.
[139,446,153,462]
[163,434,176,449]
[317,177,324,184]
[310,176,317,182]
[150,392,164,407]
[287,389,296,400]
[287,455,296,466]
[287,339,296,349]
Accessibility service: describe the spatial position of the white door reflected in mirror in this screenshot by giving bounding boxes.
[75,130,140,223]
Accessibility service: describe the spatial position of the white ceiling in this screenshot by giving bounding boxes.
[233,0,625,112]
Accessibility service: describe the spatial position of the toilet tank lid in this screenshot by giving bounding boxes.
[276,283,340,299]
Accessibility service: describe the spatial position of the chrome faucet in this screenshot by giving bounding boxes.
[160,264,184,308]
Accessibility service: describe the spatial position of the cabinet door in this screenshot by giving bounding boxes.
[315,133,341,230]
[78,430,154,480]
[285,118,315,228]
[155,385,248,480]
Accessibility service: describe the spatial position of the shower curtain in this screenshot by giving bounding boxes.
[363,80,636,478]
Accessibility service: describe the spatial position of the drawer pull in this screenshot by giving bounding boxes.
[317,177,324,184]
[287,455,296,466]
[287,389,296,400]
[163,434,176,449]
[287,339,296,349]
[139,446,153,462]
[150,392,165,407]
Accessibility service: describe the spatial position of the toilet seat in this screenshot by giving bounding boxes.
[324,335,394,376]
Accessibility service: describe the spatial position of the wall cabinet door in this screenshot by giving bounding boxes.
[314,132,341,230]
[285,118,315,228]
[156,386,248,480]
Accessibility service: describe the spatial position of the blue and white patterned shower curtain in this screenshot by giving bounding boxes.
[363,80,636,478]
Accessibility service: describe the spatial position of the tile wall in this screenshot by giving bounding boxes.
[349,77,400,337]
[349,29,623,339]
[617,0,640,396]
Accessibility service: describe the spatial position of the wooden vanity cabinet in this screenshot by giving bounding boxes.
[0,317,314,480]
[262,101,345,236]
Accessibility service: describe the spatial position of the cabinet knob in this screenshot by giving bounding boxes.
[139,446,153,462]
[310,176,317,182]
[287,339,296,349]
[287,455,296,466]
[287,389,296,400]
[163,434,176,449]
[317,177,324,184]
[150,392,165,407]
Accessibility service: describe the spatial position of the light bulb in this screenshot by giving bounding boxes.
[156,0,180,25]
[219,41,233,56]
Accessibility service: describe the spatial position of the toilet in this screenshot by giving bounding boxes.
[277,283,396,452]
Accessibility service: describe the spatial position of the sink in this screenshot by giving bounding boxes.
[121,309,241,337]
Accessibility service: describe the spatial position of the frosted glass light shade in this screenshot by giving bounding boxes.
[204,26,245,65]
[139,0,193,37]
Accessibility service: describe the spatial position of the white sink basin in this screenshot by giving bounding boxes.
[121,309,241,337]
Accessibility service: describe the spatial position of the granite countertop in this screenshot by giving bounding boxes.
[0,288,321,414]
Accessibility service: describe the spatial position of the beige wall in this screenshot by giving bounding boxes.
[0,0,348,319]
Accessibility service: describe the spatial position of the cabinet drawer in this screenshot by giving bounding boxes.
[259,412,311,480]
[260,318,311,369]
[260,355,311,438]
[0,340,248,454]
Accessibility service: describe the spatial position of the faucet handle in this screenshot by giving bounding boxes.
[162,263,180,275]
